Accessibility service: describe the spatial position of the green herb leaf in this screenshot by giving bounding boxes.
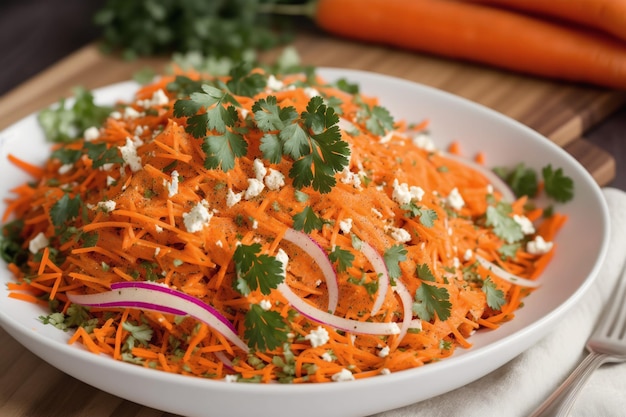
[412,283,451,322]
[383,244,407,280]
[50,194,83,228]
[84,142,124,168]
[202,131,248,171]
[51,148,82,165]
[415,263,436,282]
[233,243,284,295]
[485,202,523,244]
[542,165,574,203]
[0,219,27,265]
[244,304,289,352]
[328,246,354,273]
[292,206,325,234]
[482,278,506,311]
[494,163,538,198]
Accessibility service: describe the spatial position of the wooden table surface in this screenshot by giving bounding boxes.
[1,2,625,417]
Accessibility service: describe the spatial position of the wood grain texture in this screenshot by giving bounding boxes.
[0,29,624,417]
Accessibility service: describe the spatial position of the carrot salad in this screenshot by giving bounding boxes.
[1,66,566,383]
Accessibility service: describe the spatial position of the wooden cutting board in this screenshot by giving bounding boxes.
[0,31,623,186]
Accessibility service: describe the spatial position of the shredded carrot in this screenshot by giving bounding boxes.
[1,67,566,383]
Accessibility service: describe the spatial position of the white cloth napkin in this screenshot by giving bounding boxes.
[377,187,626,417]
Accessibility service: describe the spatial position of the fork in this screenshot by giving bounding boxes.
[529,263,626,417]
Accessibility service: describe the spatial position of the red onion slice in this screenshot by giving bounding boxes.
[441,152,515,202]
[391,279,414,348]
[475,254,541,288]
[360,241,389,317]
[282,228,338,313]
[67,281,249,352]
[277,282,400,336]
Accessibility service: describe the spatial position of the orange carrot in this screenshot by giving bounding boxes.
[313,0,626,89]
[462,0,626,43]
[1,66,567,383]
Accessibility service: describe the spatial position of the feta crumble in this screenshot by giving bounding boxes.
[83,126,100,141]
[253,158,267,182]
[226,188,243,208]
[259,299,272,311]
[119,137,143,172]
[387,226,412,243]
[183,201,213,233]
[339,218,353,234]
[305,326,330,348]
[28,232,49,254]
[526,235,553,255]
[165,170,179,198]
[513,214,536,235]
[446,187,465,210]
[331,368,355,382]
[244,178,265,199]
[97,200,116,213]
[264,168,285,191]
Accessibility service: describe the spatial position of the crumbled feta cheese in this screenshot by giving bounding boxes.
[463,248,473,261]
[380,368,391,375]
[266,74,284,91]
[150,89,169,106]
[340,167,362,189]
[119,137,143,172]
[276,248,289,276]
[264,168,285,191]
[155,225,163,233]
[526,235,553,255]
[97,200,116,213]
[226,188,243,208]
[378,346,390,358]
[58,163,73,175]
[110,111,122,120]
[387,226,411,243]
[513,214,536,235]
[252,219,258,229]
[321,352,334,362]
[453,257,460,268]
[28,232,49,254]
[380,131,394,144]
[123,106,142,119]
[304,87,321,98]
[244,178,265,199]
[165,170,179,198]
[410,185,425,202]
[182,201,213,233]
[106,175,116,186]
[446,187,465,210]
[412,132,436,151]
[392,179,412,206]
[224,375,239,383]
[215,240,223,248]
[259,299,272,311]
[305,326,330,348]
[83,126,100,141]
[331,368,355,382]
[253,158,267,182]
[154,247,161,256]
[339,218,353,234]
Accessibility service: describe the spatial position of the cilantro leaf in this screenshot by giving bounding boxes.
[51,148,82,165]
[356,97,394,136]
[542,165,574,203]
[122,321,153,348]
[412,283,451,322]
[292,206,325,233]
[415,263,436,282]
[328,246,354,273]
[226,64,266,97]
[494,163,538,198]
[167,75,204,96]
[174,84,239,137]
[244,304,289,352]
[84,142,124,168]
[383,244,407,280]
[482,278,506,311]
[0,219,27,266]
[202,131,248,171]
[485,202,523,244]
[50,194,82,227]
[401,202,437,227]
[233,243,284,295]
[37,87,112,143]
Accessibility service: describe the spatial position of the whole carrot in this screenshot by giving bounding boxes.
[462,0,626,43]
[312,0,626,89]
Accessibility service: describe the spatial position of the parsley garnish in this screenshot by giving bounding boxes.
[356,97,395,136]
[233,243,284,295]
[494,163,538,198]
[383,244,407,280]
[482,278,506,311]
[412,283,452,322]
[542,165,574,203]
[292,206,325,233]
[244,304,289,352]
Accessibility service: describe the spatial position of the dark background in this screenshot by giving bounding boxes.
[1,0,624,190]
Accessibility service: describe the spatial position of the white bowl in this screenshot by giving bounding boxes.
[0,68,609,417]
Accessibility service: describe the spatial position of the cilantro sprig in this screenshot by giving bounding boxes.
[233,243,284,295]
[254,95,350,193]
[494,163,574,203]
[244,304,289,352]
